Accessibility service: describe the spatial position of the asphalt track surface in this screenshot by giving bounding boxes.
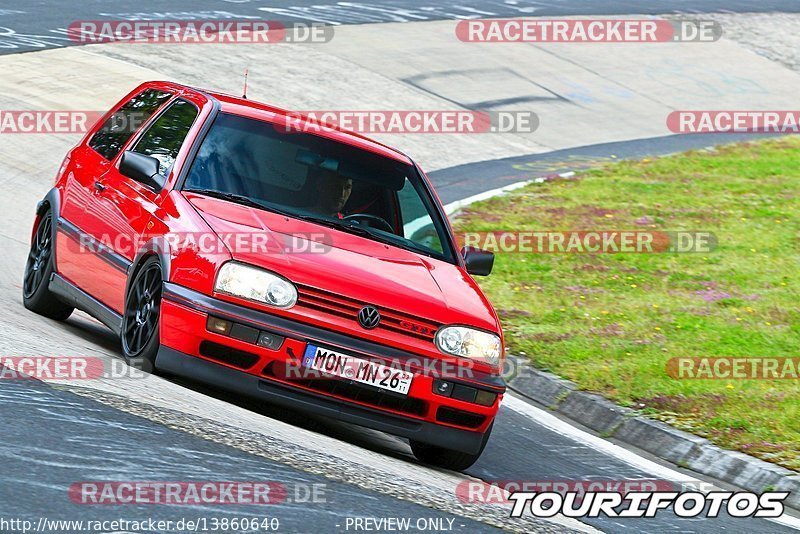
[1,2,800,534]
[2,362,797,533]
[428,132,779,204]
[2,0,800,54]
[1,378,500,533]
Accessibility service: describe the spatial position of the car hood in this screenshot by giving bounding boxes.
[185,193,499,331]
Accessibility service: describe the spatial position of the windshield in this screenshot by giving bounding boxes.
[182,112,455,262]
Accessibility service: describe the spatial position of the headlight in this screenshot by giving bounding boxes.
[435,326,501,366]
[215,262,297,309]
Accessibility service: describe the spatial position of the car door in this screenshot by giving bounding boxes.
[56,88,172,309]
[92,97,201,313]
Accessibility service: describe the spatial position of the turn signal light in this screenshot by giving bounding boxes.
[206,316,232,335]
[206,316,285,351]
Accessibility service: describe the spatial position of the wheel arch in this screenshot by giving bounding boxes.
[124,237,172,311]
[35,188,62,272]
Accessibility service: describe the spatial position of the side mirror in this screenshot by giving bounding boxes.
[462,246,494,276]
[120,151,166,191]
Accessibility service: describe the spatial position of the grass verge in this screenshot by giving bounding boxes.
[454,137,800,470]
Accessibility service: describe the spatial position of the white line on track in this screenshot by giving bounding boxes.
[504,393,800,530]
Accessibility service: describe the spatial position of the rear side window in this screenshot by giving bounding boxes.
[89,89,171,161]
[132,99,199,175]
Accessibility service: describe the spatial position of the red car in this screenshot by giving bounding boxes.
[23,81,505,470]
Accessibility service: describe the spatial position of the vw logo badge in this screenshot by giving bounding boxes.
[358,305,381,329]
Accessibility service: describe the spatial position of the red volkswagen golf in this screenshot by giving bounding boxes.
[23,81,505,470]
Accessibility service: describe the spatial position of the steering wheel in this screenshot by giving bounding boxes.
[343,213,395,234]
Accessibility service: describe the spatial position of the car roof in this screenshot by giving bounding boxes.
[175,84,413,166]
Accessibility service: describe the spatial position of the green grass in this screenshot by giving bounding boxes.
[454,137,800,470]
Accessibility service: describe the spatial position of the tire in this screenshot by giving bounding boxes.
[121,257,163,373]
[22,210,74,320]
[410,423,493,471]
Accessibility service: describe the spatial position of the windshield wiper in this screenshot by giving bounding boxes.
[182,189,295,217]
[292,214,396,244]
[295,214,376,238]
[183,189,264,208]
[297,214,434,256]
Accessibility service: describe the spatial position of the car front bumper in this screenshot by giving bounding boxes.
[157,283,505,454]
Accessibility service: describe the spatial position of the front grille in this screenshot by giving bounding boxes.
[262,361,428,417]
[296,284,440,342]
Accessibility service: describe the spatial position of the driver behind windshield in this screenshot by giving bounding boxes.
[306,166,353,219]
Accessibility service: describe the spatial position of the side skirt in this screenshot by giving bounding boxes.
[49,273,123,336]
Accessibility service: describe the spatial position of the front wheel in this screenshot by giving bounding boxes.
[121,257,163,372]
[410,423,493,471]
[22,210,74,320]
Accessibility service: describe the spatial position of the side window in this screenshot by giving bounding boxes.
[89,89,171,161]
[132,99,199,176]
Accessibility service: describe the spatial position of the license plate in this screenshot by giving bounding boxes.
[302,344,413,395]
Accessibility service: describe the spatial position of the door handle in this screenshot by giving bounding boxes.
[94,181,106,192]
